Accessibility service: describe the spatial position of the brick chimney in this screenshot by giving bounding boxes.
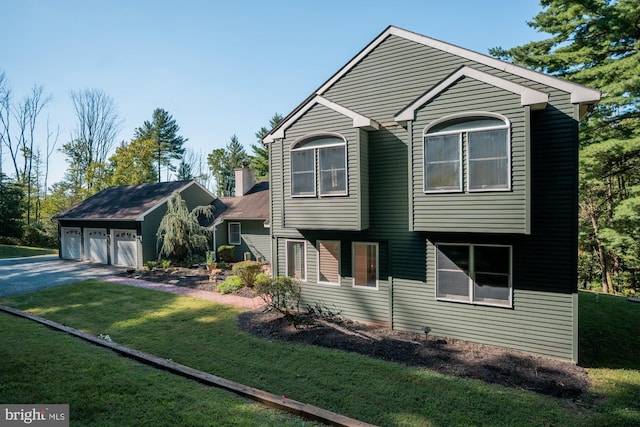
[234,163,255,197]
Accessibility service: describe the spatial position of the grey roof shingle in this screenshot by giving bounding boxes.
[213,180,269,224]
[54,180,198,221]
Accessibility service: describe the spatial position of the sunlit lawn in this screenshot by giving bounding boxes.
[0,312,319,426]
[1,281,639,426]
[0,243,57,258]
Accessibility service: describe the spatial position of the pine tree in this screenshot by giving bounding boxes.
[207,135,247,196]
[135,108,187,182]
[250,113,283,179]
[491,0,640,293]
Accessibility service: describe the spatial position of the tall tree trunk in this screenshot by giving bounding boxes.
[590,214,614,293]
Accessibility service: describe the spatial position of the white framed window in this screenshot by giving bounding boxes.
[435,243,512,307]
[228,222,241,245]
[291,134,347,197]
[424,113,510,193]
[286,240,306,281]
[352,242,378,289]
[424,133,462,192]
[317,240,340,285]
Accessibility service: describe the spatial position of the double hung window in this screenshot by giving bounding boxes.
[318,240,340,285]
[286,240,306,281]
[353,242,378,289]
[291,135,347,197]
[424,114,510,193]
[435,244,512,307]
[228,222,241,245]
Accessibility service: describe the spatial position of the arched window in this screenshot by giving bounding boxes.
[423,113,510,193]
[291,134,347,197]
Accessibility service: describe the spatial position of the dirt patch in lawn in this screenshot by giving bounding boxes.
[120,266,590,399]
[237,310,591,400]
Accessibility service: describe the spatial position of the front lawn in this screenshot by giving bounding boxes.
[0,311,318,426]
[2,282,639,426]
[0,243,57,258]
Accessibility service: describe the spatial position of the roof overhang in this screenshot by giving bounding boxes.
[55,217,142,222]
[396,66,550,122]
[263,95,379,143]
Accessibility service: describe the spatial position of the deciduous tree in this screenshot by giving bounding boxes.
[108,138,157,186]
[156,191,213,264]
[62,88,122,194]
[0,173,26,239]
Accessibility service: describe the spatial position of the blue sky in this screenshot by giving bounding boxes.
[1,0,545,187]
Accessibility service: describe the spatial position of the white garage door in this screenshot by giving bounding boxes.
[61,227,82,260]
[84,228,108,264]
[113,229,138,267]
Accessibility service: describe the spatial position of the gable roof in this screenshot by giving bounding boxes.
[212,180,269,226]
[396,66,550,121]
[264,25,603,143]
[54,180,212,221]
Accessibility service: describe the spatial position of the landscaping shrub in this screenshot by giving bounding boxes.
[254,272,271,288]
[254,276,302,316]
[217,275,243,294]
[217,245,235,263]
[231,261,262,287]
[146,261,157,270]
[21,223,57,248]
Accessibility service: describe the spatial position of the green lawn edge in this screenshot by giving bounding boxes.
[0,244,57,258]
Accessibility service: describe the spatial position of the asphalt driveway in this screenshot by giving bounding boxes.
[0,256,125,297]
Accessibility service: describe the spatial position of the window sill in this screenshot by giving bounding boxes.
[436,296,512,309]
[353,284,379,291]
[317,281,341,287]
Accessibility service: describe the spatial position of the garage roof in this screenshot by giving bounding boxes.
[54,180,210,221]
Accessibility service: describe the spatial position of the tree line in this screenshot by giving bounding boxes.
[0,70,282,247]
[491,0,640,295]
[2,0,638,296]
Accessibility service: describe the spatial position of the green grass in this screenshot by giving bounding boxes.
[0,243,57,258]
[0,312,319,426]
[2,282,639,426]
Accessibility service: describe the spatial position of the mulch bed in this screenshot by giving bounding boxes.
[120,266,591,399]
[237,310,591,399]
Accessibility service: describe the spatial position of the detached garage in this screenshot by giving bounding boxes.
[54,180,215,268]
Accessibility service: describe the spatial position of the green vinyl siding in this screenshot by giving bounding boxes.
[268,30,583,361]
[215,220,270,263]
[141,182,213,264]
[270,141,284,230]
[141,203,165,264]
[411,77,528,233]
[402,239,577,361]
[280,104,367,231]
[324,35,469,123]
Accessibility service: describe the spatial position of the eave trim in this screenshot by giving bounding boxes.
[263,95,379,143]
[396,66,549,121]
